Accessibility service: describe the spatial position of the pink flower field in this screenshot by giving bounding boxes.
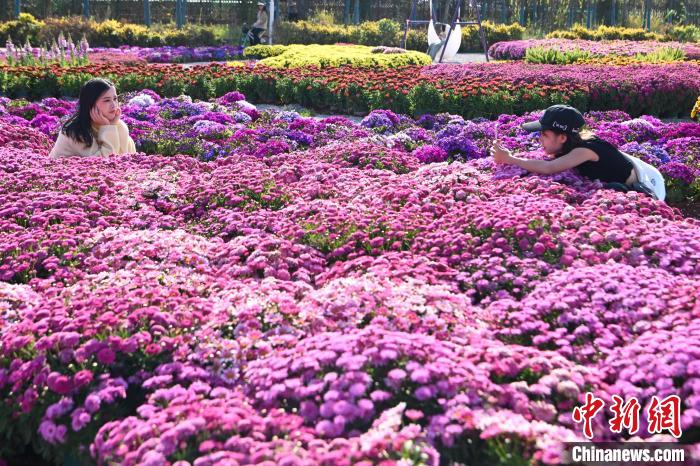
[0,88,699,465]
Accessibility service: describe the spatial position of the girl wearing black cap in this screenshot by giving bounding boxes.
[490,105,638,187]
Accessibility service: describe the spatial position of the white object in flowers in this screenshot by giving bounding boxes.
[127,94,155,108]
[621,152,667,201]
[621,118,656,130]
[278,110,301,122]
[236,100,256,110]
[193,120,226,136]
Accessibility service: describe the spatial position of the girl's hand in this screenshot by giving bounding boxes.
[109,106,121,125]
[90,107,111,126]
[490,141,512,164]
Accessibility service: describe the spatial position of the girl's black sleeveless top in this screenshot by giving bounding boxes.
[568,137,634,184]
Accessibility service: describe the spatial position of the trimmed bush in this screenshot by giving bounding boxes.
[547,24,663,42]
[0,14,223,48]
[243,44,289,59]
[255,44,431,68]
[666,24,700,43]
[524,47,593,64]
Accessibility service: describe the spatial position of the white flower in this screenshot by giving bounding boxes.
[128,94,155,108]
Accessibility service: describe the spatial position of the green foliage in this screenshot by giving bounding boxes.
[276,20,524,53]
[377,18,401,46]
[408,83,443,117]
[634,47,686,62]
[0,13,43,45]
[0,15,223,48]
[547,24,663,41]
[243,44,289,59]
[307,9,337,26]
[665,24,700,43]
[460,21,526,53]
[257,44,431,68]
[524,46,593,64]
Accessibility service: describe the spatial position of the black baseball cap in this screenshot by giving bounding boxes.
[521,105,586,134]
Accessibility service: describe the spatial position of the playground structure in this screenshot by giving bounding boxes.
[402,0,489,62]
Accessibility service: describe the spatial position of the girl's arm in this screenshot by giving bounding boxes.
[92,125,120,156]
[49,132,73,159]
[116,120,137,154]
[491,142,597,175]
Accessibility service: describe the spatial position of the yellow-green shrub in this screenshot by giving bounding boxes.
[276,21,354,45]
[161,25,218,46]
[525,47,593,64]
[404,29,429,51]
[257,44,431,68]
[38,17,97,45]
[243,44,289,58]
[460,21,525,52]
[634,47,686,62]
[547,24,663,42]
[0,15,221,47]
[0,13,43,44]
[666,25,700,43]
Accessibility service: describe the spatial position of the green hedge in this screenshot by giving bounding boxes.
[0,13,224,47]
[243,44,290,59]
[0,14,523,52]
[277,20,524,53]
[546,24,700,43]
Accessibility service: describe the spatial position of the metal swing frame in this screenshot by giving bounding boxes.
[401,0,489,63]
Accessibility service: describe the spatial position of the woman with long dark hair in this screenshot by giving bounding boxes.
[49,78,136,158]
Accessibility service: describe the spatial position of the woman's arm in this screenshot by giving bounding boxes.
[49,126,120,158]
[491,143,598,175]
[116,120,137,154]
[92,125,120,156]
[49,132,73,159]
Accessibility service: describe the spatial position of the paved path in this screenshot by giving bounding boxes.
[443,52,489,63]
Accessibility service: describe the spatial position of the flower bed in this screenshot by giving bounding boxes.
[1,95,700,464]
[244,44,432,68]
[489,39,700,61]
[2,61,699,119]
[2,92,698,205]
[89,45,245,64]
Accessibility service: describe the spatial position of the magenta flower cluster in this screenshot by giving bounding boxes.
[489,38,700,60]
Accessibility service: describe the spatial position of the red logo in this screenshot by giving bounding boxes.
[573,393,683,439]
[647,395,682,438]
[609,395,641,435]
[572,392,605,439]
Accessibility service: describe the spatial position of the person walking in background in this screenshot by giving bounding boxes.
[251,2,269,45]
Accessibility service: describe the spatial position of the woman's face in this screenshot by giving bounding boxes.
[539,129,567,155]
[93,86,119,122]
